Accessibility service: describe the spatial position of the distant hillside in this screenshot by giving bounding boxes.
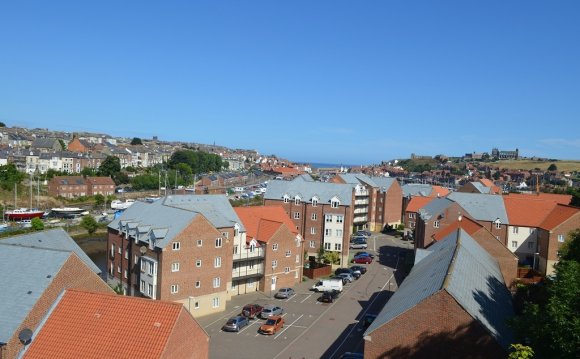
[496,160,580,172]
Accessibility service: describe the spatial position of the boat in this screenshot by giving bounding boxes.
[50,207,85,218]
[4,208,45,221]
[111,199,135,210]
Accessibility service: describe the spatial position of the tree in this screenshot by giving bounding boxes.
[94,194,105,207]
[58,139,66,150]
[0,164,25,190]
[98,156,121,177]
[81,167,96,177]
[508,344,534,359]
[316,246,326,264]
[130,137,143,145]
[80,215,98,234]
[547,163,558,172]
[0,121,5,127]
[510,230,580,358]
[31,217,44,231]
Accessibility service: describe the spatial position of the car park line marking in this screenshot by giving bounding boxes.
[300,294,312,303]
[274,314,303,339]
[203,307,243,329]
[327,273,395,359]
[237,319,259,335]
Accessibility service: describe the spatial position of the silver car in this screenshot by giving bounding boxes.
[337,273,354,283]
[274,287,295,299]
[260,305,284,319]
[222,315,250,332]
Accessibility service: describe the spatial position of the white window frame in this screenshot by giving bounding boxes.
[434,221,440,228]
[294,212,300,219]
[285,250,291,257]
[336,215,343,223]
[196,259,202,267]
[296,254,300,263]
[195,280,201,288]
[215,237,223,248]
[283,197,289,203]
[324,242,331,250]
[172,242,180,251]
[311,213,317,220]
[212,297,220,308]
[309,240,316,248]
[331,200,339,208]
[295,198,300,205]
[336,229,343,237]
[214,256,222,268]
[312,199,318,207]
[272,260,278,268]
[513,226,519,234]
[310,227,316,235]
[558,234,565,243]
[335,243,341,251]
[325,215,332,223]
[272,243,279,251]
[196,239,203,247]
[325,228,332,236]
[213,277,221,288]
[171,262,180,272]
[495,222,501,229]
[284,266,290,273]
[511,241,517,248]
[171,284,179,294]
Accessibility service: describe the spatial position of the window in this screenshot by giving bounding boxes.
[214,256,222,268]
[325,215,332,223]
[529,228,536,234]
[527,242,535,250]
[196,239,203,247]
[140,280,145,293]
[295,198,300,205]
[195,281,201,288]
[296,254,300,263]
[172,242,180,250]
[118,246,122,254]
[311,213,317,220]
[212,297,220,308]
[117,266,121,274]
[222,232,229,239]
[558,234,565,243]
[248,279,254,288]
[194,301,200,309]
[283,197,289,203]
[312,199,318,207]
[433,221,440,228]
[325,229,332,236]
[147,284,153,297]
[124,250,128,259]
[294,212,300,219]
[134,255,138,264]
[336,229,343,237]
[233,245,238,254]
[309,240,316,248]
[249,261,254,269]
[213,277,221,288]
[123,270,128,279]
[335,243,342,251]
[511,241,517,248]
[171,284,179,294]
[285,250,291,257]
[409,213,414,219]
[336,215,343,223]
[196,259,202,267]
[271,260,278,268]
[215,238,222,248]
[171,262,180,272]
[495,222,501,229]
[272,243,279,251]
[513,226,519,234]
[284,267,290,273]
[310,227,316,235]
[331,200,339,208]
[147,262,155,276]
[324,242,331,250]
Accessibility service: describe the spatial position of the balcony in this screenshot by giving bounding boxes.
[233,247,265,262]
[232,263,264,280]
[355,188,369,196]
[353,215,368,223]
[353,208,368,215]
[355,199,369,205]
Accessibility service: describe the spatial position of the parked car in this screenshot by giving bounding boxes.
[349,241,368,249]
[350,269,362,279]
[349,235,367,243]
[356,230,372,237]
[241,304,263,319]
[274,287,295,299]
[337,272,354,283]
[259,315,285,335]
[350,265,368,275]
[331,275,349,285]
[222,316,250,332]
[319,289,341,303]
[354,251,375,259]
[312,278,343,292]
[260,305,284,319]
[334,268,354,276]
[352,256,373,264]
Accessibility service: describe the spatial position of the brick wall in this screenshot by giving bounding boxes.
[538,212,580,276]
[472,228,518,288]
[262,226,303,292]
[161,308,209,359]
[364,291,506,359]
[5,254,112,359]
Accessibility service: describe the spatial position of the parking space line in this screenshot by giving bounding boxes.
[237,319,260,335]
[300,294,312,303]
[274,314,304,339]
[203,306,243,329]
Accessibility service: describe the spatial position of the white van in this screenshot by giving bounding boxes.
[311,278,343,292]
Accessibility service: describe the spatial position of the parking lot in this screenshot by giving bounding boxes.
[197,233,413,359]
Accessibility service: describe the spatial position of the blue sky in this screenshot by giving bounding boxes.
[1,1,579,165]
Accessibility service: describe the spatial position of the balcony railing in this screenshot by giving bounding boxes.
[353,216,368,223]
[355,199,369,205]
[233,247,265,262]
[353,208,368,214]
[232,263,264,280]
[355,189,369,196]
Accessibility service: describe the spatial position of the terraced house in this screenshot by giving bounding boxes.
[107,195,244,316]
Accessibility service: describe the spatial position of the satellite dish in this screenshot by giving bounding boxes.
[140,246,147,255]
[19,328,33,345]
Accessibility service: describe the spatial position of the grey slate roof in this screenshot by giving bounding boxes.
[365,229,514,349]
[0,228,100,274]
[31,138,59,149]
[265,178,353,205]
[109,195,243,249]
[471,182,491,194]
[418,197,454,221]
[372,177,398,193]
[402,183,434,198]
[338,174,397,193]
[0,244,71,344]
[448,192,509,223]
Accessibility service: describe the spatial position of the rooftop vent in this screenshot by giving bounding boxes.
[18,328,33,345]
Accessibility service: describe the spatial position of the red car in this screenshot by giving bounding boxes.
[352,256,372,264]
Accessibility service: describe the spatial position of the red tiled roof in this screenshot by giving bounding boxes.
[432,217,483,242]
[539,204,580,231]
[505,192,572,205]
[271,167,304,175]
[406,196,435,213]
[23,290,189,359]
[504,197,559,227]
[479,178,494,187]
[86,176,115,185]
[430,186,450,197]
[235,206,298,243]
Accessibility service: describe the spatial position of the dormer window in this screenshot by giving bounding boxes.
[331,200,339,208]
[295,197,301,205]
[494,218,502,229]
[312,196,319,207]
[283,194,290,203]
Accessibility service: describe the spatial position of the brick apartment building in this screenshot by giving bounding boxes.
[537,204,580,275]
[264,176,353,265]
[0,231,112,359]
[401,183,450,223]
[21,290,209,359]
[234,206,303,296]
[107,195,242,316]
[330,174,403,232]
[48,176,114,198]
[364,229,514,358]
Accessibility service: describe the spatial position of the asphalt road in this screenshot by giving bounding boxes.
[198,233,413,359]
